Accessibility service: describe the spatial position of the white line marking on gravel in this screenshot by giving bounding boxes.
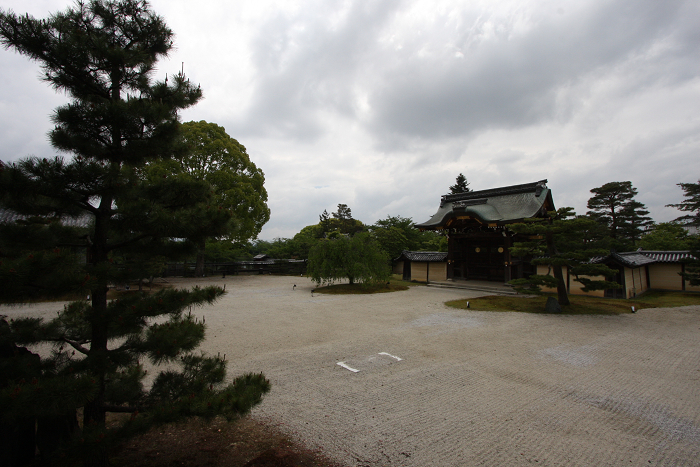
[337,362,360,372]
[378,352,402,361]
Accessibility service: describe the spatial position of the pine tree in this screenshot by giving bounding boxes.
[449,173,471,194]
[318,209,331,238]
[586,181,651,249]
[331,203,363,235]
[508,208,620,307]
[618,200,653,245]
[0,2,269,465]
[667,180,700,226]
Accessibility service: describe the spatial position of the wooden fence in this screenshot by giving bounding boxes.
[163,260,307,277]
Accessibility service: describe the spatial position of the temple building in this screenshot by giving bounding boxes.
[416,180,554,283]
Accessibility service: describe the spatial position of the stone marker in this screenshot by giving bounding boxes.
[545,296,562,313]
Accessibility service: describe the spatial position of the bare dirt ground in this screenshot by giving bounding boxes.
[4,275,700,466]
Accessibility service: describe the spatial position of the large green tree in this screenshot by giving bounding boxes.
[307,232,390,286]
[0,2,268,465]
[146,120,270,276]
[587,181,652,249]
[508,208,619,307]
[370,215,446,259]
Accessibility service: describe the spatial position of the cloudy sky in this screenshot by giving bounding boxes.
[1,0,699,240]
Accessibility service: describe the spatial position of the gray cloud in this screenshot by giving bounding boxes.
[365,0,696,146]
[237,0,404,140]
[1,0,698,239]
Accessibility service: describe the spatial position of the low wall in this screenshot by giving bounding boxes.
[411,262,447,282]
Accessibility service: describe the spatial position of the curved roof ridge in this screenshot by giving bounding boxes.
[441,180,548,205]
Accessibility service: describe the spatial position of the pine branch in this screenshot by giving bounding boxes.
[62,337,90,355]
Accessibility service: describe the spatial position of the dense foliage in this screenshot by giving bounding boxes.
[508,208,620,306]
[307,232,391,286]
[638,223,693,250]
[145,120,270,275]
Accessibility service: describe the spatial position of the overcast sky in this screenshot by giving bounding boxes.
[1,0,699,240]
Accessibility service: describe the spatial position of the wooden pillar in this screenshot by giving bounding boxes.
[503,230,512,283]
[447,233,454,280]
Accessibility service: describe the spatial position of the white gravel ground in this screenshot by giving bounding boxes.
[3,275,700,467]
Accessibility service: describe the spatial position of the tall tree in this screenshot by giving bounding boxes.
[587,181,651,249]
[449,173,471,194]
[0,2,269,465]
[146,120,270,276]
[667,180,700,226]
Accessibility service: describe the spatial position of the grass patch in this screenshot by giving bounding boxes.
[446,290,700,315]
[313,280,410,295]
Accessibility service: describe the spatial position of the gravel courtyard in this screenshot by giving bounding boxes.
[4,275,700,466]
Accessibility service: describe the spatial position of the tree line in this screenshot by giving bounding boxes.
[508,179,700,306]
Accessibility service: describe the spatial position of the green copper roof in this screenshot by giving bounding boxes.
[416,180,553,229]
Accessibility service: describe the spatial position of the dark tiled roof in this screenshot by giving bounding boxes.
[417,180,552,229]
[638,250,695,263]
[394,250,448,262]
[592,249,696,267]
[611,251,656,268]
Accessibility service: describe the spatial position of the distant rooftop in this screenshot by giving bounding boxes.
[394,251,448,262]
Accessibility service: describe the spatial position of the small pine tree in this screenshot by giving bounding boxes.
[508,208,620,307]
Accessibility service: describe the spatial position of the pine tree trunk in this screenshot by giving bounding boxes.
[83,200,112,467]
[546,226,570,306]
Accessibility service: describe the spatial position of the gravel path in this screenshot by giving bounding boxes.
[4,275,700,466]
